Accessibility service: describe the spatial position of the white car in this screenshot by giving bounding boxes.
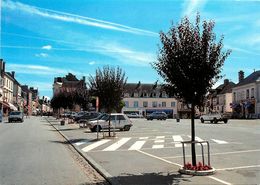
[126,113,143,118]
[87,113,133,132]
[200,113,228,123]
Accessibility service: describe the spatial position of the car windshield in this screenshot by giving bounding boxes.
[10,112,21,115]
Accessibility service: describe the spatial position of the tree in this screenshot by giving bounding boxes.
[88,66,127,136]
[153,14,231,166]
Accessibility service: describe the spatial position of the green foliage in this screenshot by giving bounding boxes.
[153,14,231,107]
[50,89,89,110]
[88,66,127,113]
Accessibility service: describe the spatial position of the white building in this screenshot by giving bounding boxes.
[232,70,260,118]
[122,83,178,118]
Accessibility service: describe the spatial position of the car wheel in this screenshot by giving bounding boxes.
[124,125,130,131]
[210,120,213,123]
[224,119,228,124]
[93,125,101,132]
[213,118,218,124]
[200,118,204,123]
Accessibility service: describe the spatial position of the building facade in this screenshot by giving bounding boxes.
[122,83,178,118]
[232,70,260,118]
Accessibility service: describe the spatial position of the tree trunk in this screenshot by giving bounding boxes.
[191,103,196,166]
[108,113,111,137]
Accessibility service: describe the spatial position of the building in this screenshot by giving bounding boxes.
[21,85,33,116]
[52,73,87,111]
[0,59,5,113]
[205,79,235,114]
[232,70,260,118]
[122,82,178,118]
[53,73,86,96]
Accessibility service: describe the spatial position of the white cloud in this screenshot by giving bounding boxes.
[35,53,48,57]
[96,43,156,66]
[42,45,52,50]
[182,0,207,17]
[89,61,96,65]
[3,0,158,37]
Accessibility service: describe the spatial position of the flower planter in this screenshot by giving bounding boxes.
[179,167,216,176]
[60,120,65,125]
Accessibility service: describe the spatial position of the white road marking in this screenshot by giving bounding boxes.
[82,139,110,152]
[208,176,232,185]
[172,135,185,147]
[156,136,165,139]
[137,150,232,185]
[152,145,164,149]
[211,139,228,144]
[139,137,149,139]
[162,149,260,159]
[103,138,131,151]
[187,135,207,145]
[154,140,165,143]
[75,141,88,146]
[128,141,146,150]
[216,164,260,171]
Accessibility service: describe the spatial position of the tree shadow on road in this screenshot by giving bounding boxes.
[79,172,192,185]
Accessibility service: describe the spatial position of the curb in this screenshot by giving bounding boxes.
[178,167,216,176]
[45,117,118,185]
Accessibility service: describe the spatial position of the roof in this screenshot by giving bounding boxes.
[219,82,236,94]
[235,70,260,87]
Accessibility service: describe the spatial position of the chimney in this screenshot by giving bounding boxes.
[238,70,244,83]
[82,76,86,82]
[11,71,15,78]
[224,79,229,85]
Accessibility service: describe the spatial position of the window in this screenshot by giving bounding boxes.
[124,101,129,108]
[143,101,148,107]
[152,101,157,107]
[162,102,166,107]
[134,101,138,108]
[246,89,249,99]
[171,102,176,107]
[251,88,255,98]
[233,92,236,102]
[117,115,126,121]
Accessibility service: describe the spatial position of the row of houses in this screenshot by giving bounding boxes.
[0,59,50,116]
[52,70,260,119]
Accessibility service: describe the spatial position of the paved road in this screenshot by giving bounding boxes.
[49,117,260,185]
[0,116,106,185]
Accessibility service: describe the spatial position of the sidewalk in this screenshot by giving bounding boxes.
[45,117,112,185]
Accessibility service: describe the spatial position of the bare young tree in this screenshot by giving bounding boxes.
[153,14,231,166]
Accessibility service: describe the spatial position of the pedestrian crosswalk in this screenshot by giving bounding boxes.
[75,135,229,153]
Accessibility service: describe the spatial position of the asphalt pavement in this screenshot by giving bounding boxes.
[0,116,107,185]
[45,117,260,185]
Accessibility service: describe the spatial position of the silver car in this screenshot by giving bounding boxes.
[8,111,24,123]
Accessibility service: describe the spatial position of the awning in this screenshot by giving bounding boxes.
[8,103,18,111]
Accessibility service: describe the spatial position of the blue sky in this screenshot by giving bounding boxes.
[1,0,260,98]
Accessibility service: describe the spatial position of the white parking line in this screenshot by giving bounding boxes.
[211,139,228,144]
[103,138,131,151]
[137,150,232,185]
[156,136,165,139]
[128,141,146,150]
[154,140,165,143]
[75,141,88,146]
[82,139,110,152]
[139,137,149,139]
[172,135,185,147]
[216,165,260,171]
[152,145,164,149]
[188,135,207,145]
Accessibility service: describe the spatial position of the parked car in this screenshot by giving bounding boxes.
[146,112,167,120]
[126,113,143,118]
[87,113,133,132]
[8,111,24,123]
[200,113,228,123]
[75,112,100,122]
